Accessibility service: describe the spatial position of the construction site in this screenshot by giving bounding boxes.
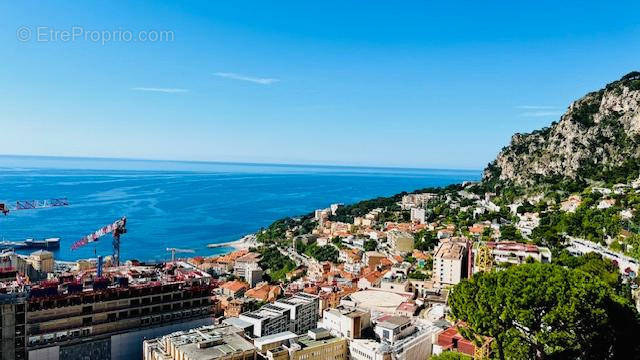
[0,198,219,360]
[1,261,221,360]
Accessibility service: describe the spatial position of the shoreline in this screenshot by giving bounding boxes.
[207,234,257,252]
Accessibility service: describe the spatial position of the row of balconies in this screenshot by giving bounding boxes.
[27,285,211,311]
[27,296,213,335]
[26,306,213,348]
[27,289,212,321]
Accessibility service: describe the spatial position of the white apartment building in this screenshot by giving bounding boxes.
[410,208,426,224]
[143,324,256,360]
[318,306,371,339]
[516,212,540,237]
[239,293,319,338]
[400,193,436,210]
[240,304,292,338]
[472,241,551,272]
[433,240,467,287]
[374,316,414,344]
[350,318,442,360]
[274,293,320,334]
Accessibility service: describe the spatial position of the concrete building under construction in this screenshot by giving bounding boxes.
[0,262,222,360]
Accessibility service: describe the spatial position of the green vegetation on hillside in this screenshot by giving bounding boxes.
[413,229,439,251]
[256,216,316,244]
[296,240,339,262]
[330,195,403,223]
[257,246,296,281]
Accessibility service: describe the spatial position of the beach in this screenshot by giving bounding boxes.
[207,234,257,251]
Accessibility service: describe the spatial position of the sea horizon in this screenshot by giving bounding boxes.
[0,154,482,174]
[0,155,480,262]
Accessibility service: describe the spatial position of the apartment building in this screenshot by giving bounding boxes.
[400,193,436,210]
[4,263,220,360]
[26,250,54,274]
[350,319,442,360]
[433,240,467,287]
[231,253,264,287]
[318,306,370,339]
[240,304,291,338]
[374,316,414,344]
[274,293,319,334]
[410,208,426,224]
[239,293,319,338]
[363,251,387,269]
[143,323,256,360]
[0,292,27,360]
[387,230,415,254]
[265,328,347,360]
[472,241,552,273]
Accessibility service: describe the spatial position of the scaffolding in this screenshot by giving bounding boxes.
[475,244,494,273]
[474,336,492,359]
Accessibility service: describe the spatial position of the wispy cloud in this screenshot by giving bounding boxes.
[515,105,562,117]
[515,105,558,110]
[131,87,189,93]
[213,72,279,85]
[519,111,563,117]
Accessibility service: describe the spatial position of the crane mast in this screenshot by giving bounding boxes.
[166,248,195,262]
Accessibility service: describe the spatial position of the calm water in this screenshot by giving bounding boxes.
[0,156,480,261]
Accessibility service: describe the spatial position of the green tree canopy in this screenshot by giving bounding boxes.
[448,263,640,360]
[430,352,473,360]
[499,224,522,241]
[364,239,377,251]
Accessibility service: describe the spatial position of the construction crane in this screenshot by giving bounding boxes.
[0,198,69,215]
[166,248,195,262]
[71,217,127,266]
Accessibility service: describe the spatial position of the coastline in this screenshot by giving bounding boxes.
[207,234,257,252]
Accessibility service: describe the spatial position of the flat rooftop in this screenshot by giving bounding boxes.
[253,331,299,347]
[348,289,409,313]
[434,242,465,260]
[326,306,367,318]
[145,324,255,360]
[296,333,343,349]
[377,315,411,330]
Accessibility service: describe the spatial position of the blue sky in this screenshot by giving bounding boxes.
[1,1,639,170]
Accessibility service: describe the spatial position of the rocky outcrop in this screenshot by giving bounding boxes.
[484,72,640,186]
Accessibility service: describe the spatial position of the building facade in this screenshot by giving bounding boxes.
[318,306,370,339]
[3,264,220,360]
[143,323,256,360]
[433,241,467,287]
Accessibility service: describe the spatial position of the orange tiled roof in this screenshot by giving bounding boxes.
[379,258,393,267]
[412,250,430,260]
[220,280,249,293]
[469,225,484,234]
[364,271,382,284]
[246,284,275,301]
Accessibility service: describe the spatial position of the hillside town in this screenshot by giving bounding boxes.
[4,168,640,360]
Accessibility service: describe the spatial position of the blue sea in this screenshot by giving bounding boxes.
[0,156,480,262]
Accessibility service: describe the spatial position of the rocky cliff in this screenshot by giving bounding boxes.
[484,72,640,187]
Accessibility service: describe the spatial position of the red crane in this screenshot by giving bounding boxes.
[0,198,69,215]
[71,217,127,266]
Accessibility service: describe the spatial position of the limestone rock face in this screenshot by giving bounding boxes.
[484,72,640,186]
